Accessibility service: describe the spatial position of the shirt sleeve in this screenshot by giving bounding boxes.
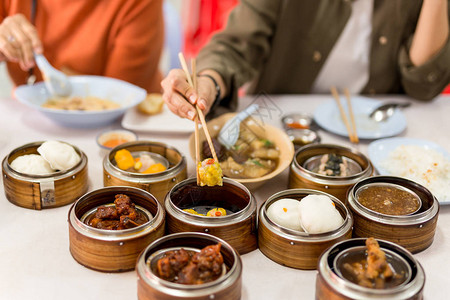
[104,0,164,93]
[398,5,450,101]
[197,0,282,117]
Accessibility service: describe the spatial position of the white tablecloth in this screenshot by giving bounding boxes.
[0,94,449,300]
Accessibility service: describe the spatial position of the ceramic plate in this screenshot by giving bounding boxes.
[313,96,407,139]
[368,137,450,204]
[121,104,194,133]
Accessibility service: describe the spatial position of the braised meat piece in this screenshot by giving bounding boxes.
[366,238,393,280]
[94,205,118,219]
[156,248,191,281]
[341,238,397,289]
[114,194,137,218]
[86,194,147,230]
[94,220,120,230]
[154,243,224,285]
[178,244,223,284]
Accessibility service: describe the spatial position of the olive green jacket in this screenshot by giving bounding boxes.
[197,0,450,115]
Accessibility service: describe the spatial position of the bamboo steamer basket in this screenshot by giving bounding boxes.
[2,141,88,210]
[316,238,425,300]
[258,189,353,270]
[103,141,187,205]
[68,186,165,272]
[347,176,439,253]
[137,232,242,300]
[165,177,257,255]
[289,144,373,202]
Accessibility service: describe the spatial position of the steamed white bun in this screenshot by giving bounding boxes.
[298,195,344,234]
[10,154,55,175]
[37,141,81,171]
[266,198,303,231]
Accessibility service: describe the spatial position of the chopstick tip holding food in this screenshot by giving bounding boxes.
[179,52,223,186]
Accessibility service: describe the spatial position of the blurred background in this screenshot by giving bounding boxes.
[1,0,448,98]
[0,0,239,98]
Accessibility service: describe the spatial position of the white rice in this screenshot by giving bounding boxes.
[380,145,450,202]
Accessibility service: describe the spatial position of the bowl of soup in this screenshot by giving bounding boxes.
[14,75,146,128]
[347,175,439,253]
[188,112,295,190]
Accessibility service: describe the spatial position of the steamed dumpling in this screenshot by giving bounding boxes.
[298,195,344,234]
[37,141,81,171]
[10,154,55,175]
[266,198,303,231]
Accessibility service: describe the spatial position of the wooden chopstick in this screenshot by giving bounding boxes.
[330,86,357,143]
[191,59,200,185]
[343,88,359,143]
[178,53,219,163]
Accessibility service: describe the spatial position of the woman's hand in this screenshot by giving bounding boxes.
[0,14,43,71]
[161,69,225,120]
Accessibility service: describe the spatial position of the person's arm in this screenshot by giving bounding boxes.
[410,0,449,66]
[161,0,281,120]
[399,0,450,100]
[104,0,164,93]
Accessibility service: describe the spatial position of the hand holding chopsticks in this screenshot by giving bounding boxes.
[330,86,359,144]
[178,53,222,186]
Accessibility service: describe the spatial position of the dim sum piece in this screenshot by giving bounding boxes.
[183,209,206,216]
[10,154,55,175]
[298,195,344,234]
[206,208,227,217]
[114,149,135,171]
[37,140,81,171]
[318,153,348,176]
[197,158,223,186]
[266,198,303,231]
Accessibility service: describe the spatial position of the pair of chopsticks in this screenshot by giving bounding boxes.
[330,87,359,144]
[178,53,218,185]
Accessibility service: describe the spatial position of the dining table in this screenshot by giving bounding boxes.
[0,92,449,300]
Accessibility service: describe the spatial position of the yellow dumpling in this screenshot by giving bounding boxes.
[198,158,223,186]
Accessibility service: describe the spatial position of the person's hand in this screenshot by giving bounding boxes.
[0,14,43,71]
[161,69,218,120]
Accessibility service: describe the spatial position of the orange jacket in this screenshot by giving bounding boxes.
[1,0,163,93]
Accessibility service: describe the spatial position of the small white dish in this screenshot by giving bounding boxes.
[368,137,450,204]
[313,96,407,139]
[96,129,138,150]
[121,105,194,133]
[15,76,146,128]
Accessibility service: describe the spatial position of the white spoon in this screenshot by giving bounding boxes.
[34,53,72,97]
[218,103,259,149]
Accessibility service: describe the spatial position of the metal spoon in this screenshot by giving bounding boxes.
[369,102,411,122]
[218,103,259,149]
[34,53,72,97]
